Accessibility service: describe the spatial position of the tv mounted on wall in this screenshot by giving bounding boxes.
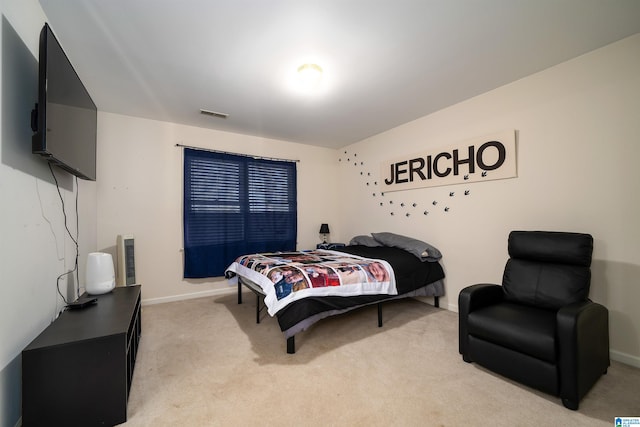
[31,23,97,181]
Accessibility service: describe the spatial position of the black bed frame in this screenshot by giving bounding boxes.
[237,277,440,354]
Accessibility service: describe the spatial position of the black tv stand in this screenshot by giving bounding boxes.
[22,285,141,426]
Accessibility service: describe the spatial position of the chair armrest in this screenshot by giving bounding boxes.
[459,284,504,313]
[557,301,610,406]
[458,284,503,357]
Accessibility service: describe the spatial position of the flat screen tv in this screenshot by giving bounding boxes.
[31,23,97,181]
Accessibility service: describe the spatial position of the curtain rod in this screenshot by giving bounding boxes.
[175,143,300,163]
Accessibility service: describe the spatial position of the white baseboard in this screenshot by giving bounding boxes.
[610,349,640,369]
[141,287,236,306]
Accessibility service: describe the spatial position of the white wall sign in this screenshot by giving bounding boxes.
[380,130,517,192]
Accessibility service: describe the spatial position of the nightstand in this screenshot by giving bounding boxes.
[316,243,346,250]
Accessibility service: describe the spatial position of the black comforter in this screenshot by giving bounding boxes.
[275,245,445,331]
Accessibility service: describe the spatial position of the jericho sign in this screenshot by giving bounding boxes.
[380,130,517,192]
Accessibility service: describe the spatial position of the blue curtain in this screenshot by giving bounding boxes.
[183,148,297,278]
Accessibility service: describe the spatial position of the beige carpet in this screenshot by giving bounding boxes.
[122,291,639,426]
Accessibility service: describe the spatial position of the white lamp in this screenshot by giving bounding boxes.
[85,252,115,295]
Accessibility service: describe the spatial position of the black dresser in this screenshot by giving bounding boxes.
[22,285,142,426]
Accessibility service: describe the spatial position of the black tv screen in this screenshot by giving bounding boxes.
[32,23,97,181]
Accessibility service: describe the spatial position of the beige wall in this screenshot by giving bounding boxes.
[96,113,340,303]
[336,34,640,366]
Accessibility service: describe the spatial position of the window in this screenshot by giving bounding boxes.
[183,148,297,278]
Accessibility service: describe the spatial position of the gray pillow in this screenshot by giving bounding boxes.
[349,235,383,247]
[371,232,442,262]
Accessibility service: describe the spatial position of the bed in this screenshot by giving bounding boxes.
[225,235,445,354]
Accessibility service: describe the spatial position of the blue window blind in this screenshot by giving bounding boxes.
[183,148,297,278]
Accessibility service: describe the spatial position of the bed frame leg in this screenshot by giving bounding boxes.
[434,296,440,308]
[237,281,242,304]
[377,303,383,327]
[256,293,261,324]
[287,336,295,354]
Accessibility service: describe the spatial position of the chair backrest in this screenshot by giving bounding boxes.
[502,231,593,310]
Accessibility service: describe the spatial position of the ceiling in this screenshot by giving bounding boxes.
[38,0,640,149]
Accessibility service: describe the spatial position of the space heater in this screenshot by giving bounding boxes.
[116,234,136,286]
[85,252,115,295]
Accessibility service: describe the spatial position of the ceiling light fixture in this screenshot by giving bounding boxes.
[297,63,323,90]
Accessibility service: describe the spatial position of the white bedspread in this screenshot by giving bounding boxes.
[225,250,397,316]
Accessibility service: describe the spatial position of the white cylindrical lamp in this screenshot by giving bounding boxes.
[85,252,115,295]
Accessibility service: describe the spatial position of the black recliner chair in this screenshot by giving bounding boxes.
[458,231,609,410]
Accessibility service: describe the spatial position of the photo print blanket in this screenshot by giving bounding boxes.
[225,250,397,316]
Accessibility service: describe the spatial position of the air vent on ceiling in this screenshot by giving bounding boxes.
[200,109,229,119]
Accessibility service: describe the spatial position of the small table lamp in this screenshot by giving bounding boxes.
[86,252,116,295]
[319,223,330,243]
